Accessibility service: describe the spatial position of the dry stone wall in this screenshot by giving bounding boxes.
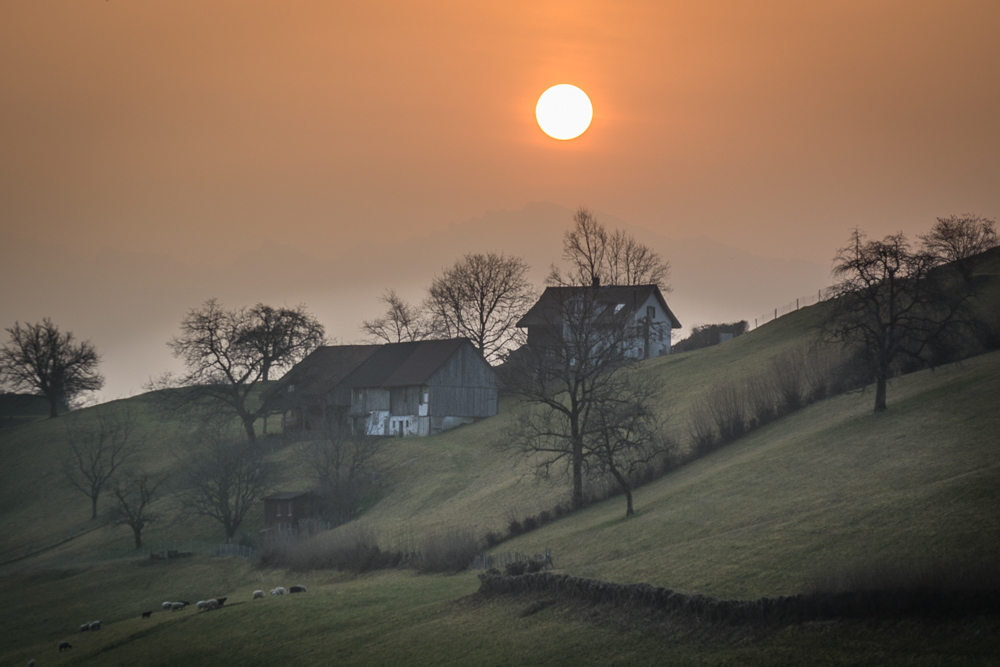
[478,572,1000,622]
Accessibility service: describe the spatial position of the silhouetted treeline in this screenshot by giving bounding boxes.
[672,321,748,353]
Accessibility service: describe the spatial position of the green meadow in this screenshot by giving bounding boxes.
[1,254,999,665]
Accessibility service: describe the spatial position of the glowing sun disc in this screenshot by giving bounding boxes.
[536,84,593,140]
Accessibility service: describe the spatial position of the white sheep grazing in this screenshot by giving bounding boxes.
[162,601,172,610]
[170,602,186,611]
[253,590,264,599]
[89,621,102,631]
[196,600,208,611]
[79,623,90,632]
[274,587,287,596]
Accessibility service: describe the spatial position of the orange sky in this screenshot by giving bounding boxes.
[3,0,998,267]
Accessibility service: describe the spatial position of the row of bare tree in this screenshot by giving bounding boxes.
[362,207,671,364]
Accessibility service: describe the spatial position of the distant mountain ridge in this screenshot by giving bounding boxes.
[1,202,831,401]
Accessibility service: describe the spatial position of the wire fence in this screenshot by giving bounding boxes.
[749,287,836,330]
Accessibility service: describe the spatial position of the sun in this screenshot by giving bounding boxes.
[535,84,593,140]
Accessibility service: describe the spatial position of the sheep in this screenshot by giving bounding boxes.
[215,597,227,606]
[58,641,72,652]
[270,587,286,596]
[289,585,307,594]
[162,601,172,610]
[253,590,264,599]
[170,601,187,611]
[89,620,102,631]
[79,623,90,632]
[197,599,220,611]
[142,610,153,619]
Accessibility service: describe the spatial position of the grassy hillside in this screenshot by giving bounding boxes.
[1,250,998,664]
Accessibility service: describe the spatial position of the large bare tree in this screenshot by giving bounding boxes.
[825,229,977,412]
[179,430,276,540]
[918,214,998,285]
[0,319,104,418]
[168,299,324,441]
[63,404,141,519]
[361,289,427,343]
[242,303,326,382]
[425,252,536,364]
[109,469,165,549]
[549,207,671,292]
[500,286,653,510]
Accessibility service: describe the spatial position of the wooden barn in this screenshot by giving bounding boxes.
[266,344,381,433]
[343,338,499,437]
[262,491,319,532]
[270,338,499,437]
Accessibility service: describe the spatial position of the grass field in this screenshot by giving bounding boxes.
[1,253,998,665]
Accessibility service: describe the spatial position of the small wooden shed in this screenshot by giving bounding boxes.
[262,491,318,531]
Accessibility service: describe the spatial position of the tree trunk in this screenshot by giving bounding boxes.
[91,495,98,520]
[571,440,584,510]
[242,416,257,442]
[48,395,59,419]
[133,529,142,550]
[625,490,634,518]
[874,375,887,412]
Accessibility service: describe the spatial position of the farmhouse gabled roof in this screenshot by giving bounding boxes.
[343,338,473,388]
[516,284,681,329]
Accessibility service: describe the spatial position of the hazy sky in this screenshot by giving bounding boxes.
[3,1,998,267]
[2,1,1000,401]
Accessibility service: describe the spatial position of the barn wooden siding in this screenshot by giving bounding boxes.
[427,343,498,417]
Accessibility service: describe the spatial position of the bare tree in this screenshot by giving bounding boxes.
[168,299,324,441]
[361,289,427,343]
[499,286,645,510]
[549,207,671,292]
[242,303,326,382]
[109,469,165,549]
[425,252,536,364]
[179,430,276,540]
[918,214,998,284]
[0,319,104,418]
[302,426,383,523]
[825,229,975,412]
[63,405,141,519]
[586,372,672,517]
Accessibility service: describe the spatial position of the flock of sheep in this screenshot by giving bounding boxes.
[37,585,307,663]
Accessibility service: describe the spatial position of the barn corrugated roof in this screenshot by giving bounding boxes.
[516,285,681,329]
[267,344,381,400]
[344,338,471,388]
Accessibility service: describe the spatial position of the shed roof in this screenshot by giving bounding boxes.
[344,338,473,388]
[262,491,313,501]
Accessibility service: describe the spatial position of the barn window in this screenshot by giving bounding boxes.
[647,306,655,319]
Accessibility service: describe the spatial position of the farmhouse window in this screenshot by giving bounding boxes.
[287,503,293,517]
[647,306,655,319]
